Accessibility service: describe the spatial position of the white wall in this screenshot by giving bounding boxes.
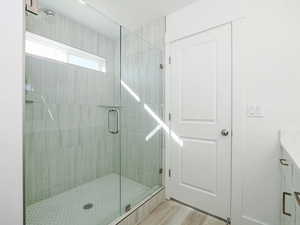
[0,1,24,225]
[166,0,300,225]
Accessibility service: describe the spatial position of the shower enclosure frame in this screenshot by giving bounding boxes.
[23,3,165,225]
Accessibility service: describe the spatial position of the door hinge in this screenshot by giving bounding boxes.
[125,204,131,212]
[25,0,39,15]
[168,113,172,121]
[160,64,164,70]
[168,56,171,64]
[159,168,163,174]
[168,169,172,177]
[226,217,231,225]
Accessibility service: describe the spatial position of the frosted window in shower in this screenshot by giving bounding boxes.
[68,55,105,72]
[25,32,106,72]
[26,37,67,63]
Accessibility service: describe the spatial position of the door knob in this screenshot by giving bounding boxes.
[221,129,229,136]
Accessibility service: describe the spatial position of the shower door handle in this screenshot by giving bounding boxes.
[108,109,119,134]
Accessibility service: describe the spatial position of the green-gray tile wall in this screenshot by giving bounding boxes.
[120,18,165,189]
[25,11,120,205]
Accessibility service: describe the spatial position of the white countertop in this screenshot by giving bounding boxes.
[280,130,300,169]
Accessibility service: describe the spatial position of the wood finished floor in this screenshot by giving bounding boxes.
[137,200,226,225]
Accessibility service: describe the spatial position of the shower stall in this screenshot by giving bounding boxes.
[24,1,164,225]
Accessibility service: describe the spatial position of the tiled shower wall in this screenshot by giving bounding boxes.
[24,12,120,205]
[24,9,165,206]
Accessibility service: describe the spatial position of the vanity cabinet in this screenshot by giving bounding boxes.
[280,150,296,225]
[295,168,300,224]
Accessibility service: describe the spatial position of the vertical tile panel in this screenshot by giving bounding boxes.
[25,11,119,204]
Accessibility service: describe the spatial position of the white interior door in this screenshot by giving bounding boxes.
[168,24,232,220]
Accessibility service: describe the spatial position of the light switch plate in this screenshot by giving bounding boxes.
[247,105,264,118]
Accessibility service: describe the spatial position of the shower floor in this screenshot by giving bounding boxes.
[26,173,155,225]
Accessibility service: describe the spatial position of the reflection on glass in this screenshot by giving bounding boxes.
[146,125,162,142]
[120,77,183,147]
[121,80,141,102]
[144,104,183,147]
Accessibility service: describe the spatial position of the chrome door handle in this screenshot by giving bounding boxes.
[221,129,229,136]
[280,159,289,166]
[283,192,292,216]
[108,109,119,134]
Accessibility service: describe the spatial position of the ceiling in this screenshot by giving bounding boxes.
[39,0,198,39]
[87,0,198,29]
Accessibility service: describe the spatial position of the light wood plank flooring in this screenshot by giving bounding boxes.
[137,200,226,225]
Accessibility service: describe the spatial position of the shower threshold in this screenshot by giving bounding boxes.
[26,173,157,225]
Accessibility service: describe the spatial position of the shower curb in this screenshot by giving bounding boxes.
[110,187,165,225]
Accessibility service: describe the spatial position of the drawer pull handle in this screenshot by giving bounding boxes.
[283,192,292,216]
[280,159,289,166]
[295,192,300,206]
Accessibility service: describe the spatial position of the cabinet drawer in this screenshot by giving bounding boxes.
[294,167,300,192]
[295,168,300,225]
[281,150,295,225]
[281,150,293,188]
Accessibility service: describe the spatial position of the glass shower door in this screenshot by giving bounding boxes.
[120,27,164,212]
[24,2,122,225]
